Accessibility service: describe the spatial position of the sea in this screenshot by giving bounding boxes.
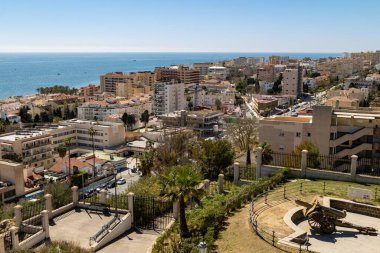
[0,52,341,99]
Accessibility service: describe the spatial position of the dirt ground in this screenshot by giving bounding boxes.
[256,195,317,237]
[216,205,287,253]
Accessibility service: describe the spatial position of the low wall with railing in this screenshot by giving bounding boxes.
[256,148,380,184]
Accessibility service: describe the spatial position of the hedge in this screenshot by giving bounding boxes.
[71,172,88,188]
[152,168,290,252]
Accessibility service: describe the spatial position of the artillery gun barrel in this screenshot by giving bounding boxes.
[319,205,347,219]
[295,199,313,209]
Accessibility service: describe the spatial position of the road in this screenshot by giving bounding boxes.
[106,157,141,194]
[80,157,141,196]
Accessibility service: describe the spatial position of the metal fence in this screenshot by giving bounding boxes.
[239,165,256,180]
[308,155,351,173]
[19,200,44,240]
[133,196,173,231]
[357,158,380,177]
[107,194,128,210]
[249,181,379,253]
[264,152,354,174]
[265,152,301,169]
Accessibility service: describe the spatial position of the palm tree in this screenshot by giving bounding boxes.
[57,144,67,173]
[88,127,97,177]
[259,142,273,164]
[64,137,73,176]
[159,165,203,238]
[140,110,150,130]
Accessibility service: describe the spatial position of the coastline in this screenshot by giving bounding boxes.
[0,52,341,100]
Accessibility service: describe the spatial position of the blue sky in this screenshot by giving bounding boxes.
[0,0,379,52]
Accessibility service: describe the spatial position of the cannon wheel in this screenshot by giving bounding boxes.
[321,220,335,234]
[307,211,323,230]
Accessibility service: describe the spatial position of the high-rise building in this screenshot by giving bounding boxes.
[154,81,185,115]
[100,71,155,93]
[351,50,380,65]
[282,64,302,97]
[257,64,276,82]
[317,58,364,79]
[155,65,200,84]
[269,55,289,65]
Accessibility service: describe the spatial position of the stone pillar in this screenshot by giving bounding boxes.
[41,210,50,238]
[256,147,263,179]
[0,233,5,253]
[71,186,79,205]
[14,205,22,228]
[203,179,210,192]
[350,155,358,181]
[44,194,53,218]
[218,174,224,194]
[127,192,135,223]
[10,227,19,250]
[301,150,308,178]
[173,200,179,220]
[100,189,107,204]
[233,162,240,185]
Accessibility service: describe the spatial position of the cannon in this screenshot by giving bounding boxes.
[295,198,377,235]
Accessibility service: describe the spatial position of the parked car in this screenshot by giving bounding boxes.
[107,181,116,188]
[117,178,126,185]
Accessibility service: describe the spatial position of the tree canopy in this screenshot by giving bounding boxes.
[36,85,78,95]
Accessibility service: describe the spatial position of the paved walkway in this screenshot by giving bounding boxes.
[49,209,114,249]
[98,229,160,253]
[299,212,380,253]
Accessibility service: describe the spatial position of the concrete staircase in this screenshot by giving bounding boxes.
[330,127,373,147]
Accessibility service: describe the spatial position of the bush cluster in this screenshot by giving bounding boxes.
[152,168,289,252]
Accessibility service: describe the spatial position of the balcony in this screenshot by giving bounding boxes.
[23,148,52,158]
[23,140,51,150]
[23,153,52,165]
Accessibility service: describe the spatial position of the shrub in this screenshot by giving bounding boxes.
[152,168,289,252]
[127,176,162,197]
[71,172,88,188]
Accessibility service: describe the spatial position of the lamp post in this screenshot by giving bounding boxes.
[104,161,118,217]
[114,169,118,216]
[197,241,207,253]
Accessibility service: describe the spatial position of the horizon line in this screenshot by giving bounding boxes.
[0,51,343,54]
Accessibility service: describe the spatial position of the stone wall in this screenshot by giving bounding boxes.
[330,199,380,218]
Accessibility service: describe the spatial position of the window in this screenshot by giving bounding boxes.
[279,145,285,151]
[296,132,301,137]
[307,133,311,137]
[279,132,284,137]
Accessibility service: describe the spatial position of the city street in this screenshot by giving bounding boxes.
[106,157,141,194]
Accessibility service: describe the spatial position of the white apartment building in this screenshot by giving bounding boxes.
[192,62,214,76]
[77,95,152,121]
[154,81,185,115]
[0,120,126,170]
[259,81,274,93]
[208,66,227,80]
[190,88,235,108]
